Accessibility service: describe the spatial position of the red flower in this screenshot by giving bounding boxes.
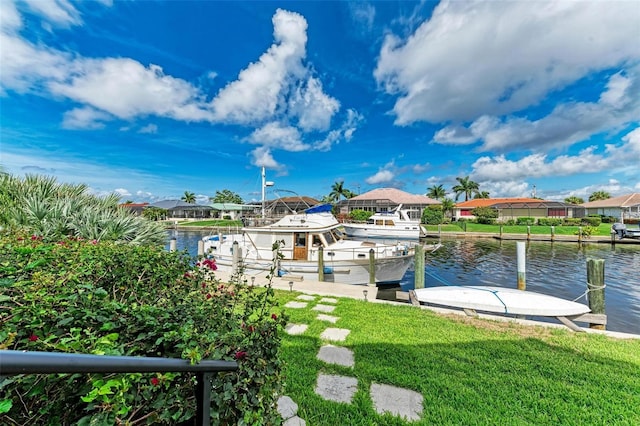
[206,293,212,299]
[17,237,24,241]
[201,282,206,289]
[234,351,247,360]
[271,313,278,320]
[30,235,41,241]
[202,258,217,270]
[248,325,255,333]
[28,334,38,342]
[184,272,193,279]
[91,239,98,245]
[150,377,160,386]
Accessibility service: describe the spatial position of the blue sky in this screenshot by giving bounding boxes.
[1,0,639,204]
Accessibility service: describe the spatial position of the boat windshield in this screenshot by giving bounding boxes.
[322,231,337,245]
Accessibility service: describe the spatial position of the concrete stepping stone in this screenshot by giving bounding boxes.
[319,297,338,304]
[312,304,335,313]
[297,295,316,301]
[316,314,339,323]
[278,396,307,425]
[370,383,423,421]
[320,327,350,342]
[315,373,358,403]
[317,345,354,367]
[285,301,308,309]
[285,323,308,335]
[277,395,298,420]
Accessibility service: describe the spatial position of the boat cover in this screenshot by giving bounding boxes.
[304,204,333,214]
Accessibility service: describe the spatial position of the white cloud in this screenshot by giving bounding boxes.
[247,122,308,152]
[478,180,531,199]
[113,188,131,198]
[250,146,283,171]
[470,127,640,182]
[0,1,22,32]
[435,71,640,153]
[50,59,212,121]
[366,169,395,185]
[289,77,340,132]
[62,107,112,129]
[23,0,82,28]
[210,9,308,124]
[349,2,376,33]
[375,1,640,124]
[138,124,158,134]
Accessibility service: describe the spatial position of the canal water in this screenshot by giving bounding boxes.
[168,230,640,335]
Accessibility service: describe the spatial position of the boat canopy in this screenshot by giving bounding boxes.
[304,204,333,214]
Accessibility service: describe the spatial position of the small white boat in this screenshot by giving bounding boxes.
[342,205,425,240]
[202,204,414,286]
[412,286,590,317]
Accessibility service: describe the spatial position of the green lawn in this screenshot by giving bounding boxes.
[425,223,614,237]
[172,219,242,227]
[275,291,640,425]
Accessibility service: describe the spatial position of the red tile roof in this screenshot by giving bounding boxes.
[350,188,439,204]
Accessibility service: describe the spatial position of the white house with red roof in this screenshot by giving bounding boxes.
[453,198,584,222]
[336,188,440,220]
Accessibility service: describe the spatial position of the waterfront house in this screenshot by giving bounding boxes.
[453,198,584,222]
[209,203,255,220]
[119,202,149,216]
[581,193,640,223]
[149,200,214,219]
[336,188,440,220]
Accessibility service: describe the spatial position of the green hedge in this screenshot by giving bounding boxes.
[0,232,286,425]
[537,218,563,226]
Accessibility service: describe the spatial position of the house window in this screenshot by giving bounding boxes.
[548,208,566,217]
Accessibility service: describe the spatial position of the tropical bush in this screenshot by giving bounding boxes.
[0,174,166,245]
[537,218,563,226]
[583,215,602,227]
[516,217,536,226]
[0,232,287,425]
[563,218,582,226]
[421,205,444,225]
[348,209,372,222]
[471,207,498,225]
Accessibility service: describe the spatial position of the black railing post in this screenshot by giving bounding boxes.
[196,372,212,426]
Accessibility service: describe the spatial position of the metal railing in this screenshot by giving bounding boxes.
[0,350,238,426]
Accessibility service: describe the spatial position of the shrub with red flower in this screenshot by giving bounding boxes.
[234,351,247,360]
[150,377,160,386]
[28,334,38,342]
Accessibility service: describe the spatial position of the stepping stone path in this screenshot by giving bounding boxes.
[280,294,424,423]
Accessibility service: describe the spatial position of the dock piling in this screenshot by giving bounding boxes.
[318,247,325,282]
[516,241,526,291]
[586,258,606,330]
[169,237,177,252]
[197,240,204,258]
[414,244,425,289]
[368,249,376,286]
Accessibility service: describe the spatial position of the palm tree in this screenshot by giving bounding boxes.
[329,181,353,202]
[427,184,446,200]
[440,198,455,219]
[474,191,490,199]
[181,191,196,204]
[588,191,611,202]
[452,176,480,201]
[564,196,585,205]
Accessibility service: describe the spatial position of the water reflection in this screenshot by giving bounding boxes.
[168,231,640,334]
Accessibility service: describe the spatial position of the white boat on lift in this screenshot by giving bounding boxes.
[341,205,425,240]
[202,204,414,286]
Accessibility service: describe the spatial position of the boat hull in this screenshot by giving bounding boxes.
[342,223,421,240]
[209,253,413,286]
[413,286,590,316]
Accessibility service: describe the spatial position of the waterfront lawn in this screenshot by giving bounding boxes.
[426,223,613,237]
[276,291,640,425]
